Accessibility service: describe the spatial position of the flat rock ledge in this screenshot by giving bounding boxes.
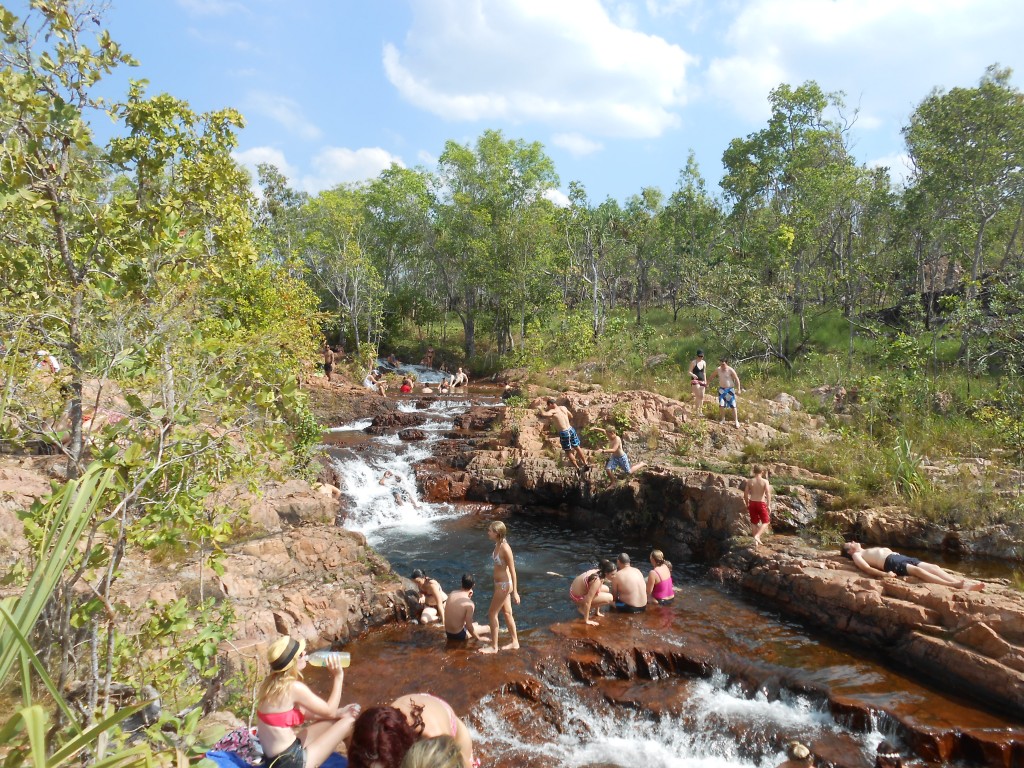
[717,538,1024,723]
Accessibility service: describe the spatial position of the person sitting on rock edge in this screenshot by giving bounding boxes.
[611,553,648,613]
[255,636,360,768]
[410,568,447,625]
[841,541,985,591]
[569,559,616,625]
[443,573,491,642]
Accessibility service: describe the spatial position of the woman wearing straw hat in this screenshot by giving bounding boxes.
[256,635,360,768]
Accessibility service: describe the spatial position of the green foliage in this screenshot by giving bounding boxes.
[887,435,927,499]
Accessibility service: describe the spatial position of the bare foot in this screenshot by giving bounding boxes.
[501,641,520,650]
[478,646,499,654]
[753,537,762,547]
[966,581,986,592]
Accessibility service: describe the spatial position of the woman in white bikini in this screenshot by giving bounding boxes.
[480,521,519,653]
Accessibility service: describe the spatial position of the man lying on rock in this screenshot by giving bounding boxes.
[841,541,985,591]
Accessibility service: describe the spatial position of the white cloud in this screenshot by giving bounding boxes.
[300,147,405,193]
[705,0,1024,129]
[246,91,321,141]
[382,0,696,139]
[551,132,604,156]
[233,146,297,184]
[544,187,571,207]
[868,152,913,188]
[417,149,439,167]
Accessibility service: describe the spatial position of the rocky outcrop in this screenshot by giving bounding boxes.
[112,525,408,666]
[717,538,1024,722]
[364,411,427,435]
[0,456,60,567]
[398,428,427,441]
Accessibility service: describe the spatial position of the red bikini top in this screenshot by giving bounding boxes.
[257,707,305,728]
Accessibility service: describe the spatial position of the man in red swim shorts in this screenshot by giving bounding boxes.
[743,464,772,547]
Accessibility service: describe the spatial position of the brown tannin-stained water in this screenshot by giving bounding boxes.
[321,371,1024,768]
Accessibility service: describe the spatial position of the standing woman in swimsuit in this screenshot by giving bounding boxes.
[646,549,675,605]
[348,693,475,768]
[688,349,707,416]
[480,520,520,653]
[255,636,360,768]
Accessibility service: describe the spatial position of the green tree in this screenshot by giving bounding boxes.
[903,65,1024,366]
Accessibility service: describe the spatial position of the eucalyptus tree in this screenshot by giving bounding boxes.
[721,82,861,349]
[254,162,308,270]
[362,164,439,337]
[300,184,383,351]
[661,153,726,322]
[434,130,558,359]
[616,187,666,325]
[903,65,1024,365]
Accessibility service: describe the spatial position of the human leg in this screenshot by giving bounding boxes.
[910,562,984,590]
[592,591,614,617]
[500,594,519,650]
[752,521,769,546]
[479,589,504,654]
[300,708,359,768]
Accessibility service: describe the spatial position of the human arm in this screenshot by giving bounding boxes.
[428,581,447,624]
[732,367,741,393]
[851,552,890,579]
[688,360,698,380]
[503,543,520,604]
[765,481,772,509]
[291,659,345,719]
[646,569,657,597]
[581,577,602,626]
[743,480,750,505]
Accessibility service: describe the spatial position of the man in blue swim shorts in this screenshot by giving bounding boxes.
[601,426,647,478]
[841,542,985,591]
[539,398,588,470]
[715,356,742,427]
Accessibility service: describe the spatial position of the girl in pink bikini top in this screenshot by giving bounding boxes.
[647,549,675,604]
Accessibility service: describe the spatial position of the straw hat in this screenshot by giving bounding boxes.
[267,635,305,672]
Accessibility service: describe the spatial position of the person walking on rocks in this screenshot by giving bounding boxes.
[539,398,587,470]
[743,465,772,547]
[480,521,520,654]
[841,542,985,591]
[688,349,708,416]
[715,356,742,426]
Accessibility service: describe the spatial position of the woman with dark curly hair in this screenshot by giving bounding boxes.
[347,694,473,768]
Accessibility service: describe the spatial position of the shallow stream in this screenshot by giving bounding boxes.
[322,370,1023,767]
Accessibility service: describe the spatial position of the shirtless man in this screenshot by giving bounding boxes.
[841,541,985,591]
[452,367,469,387]
[539,398,587,470]
[688,349,708,416]
[601,426,646,478]
[743,464,772,546]
[443,574,492,642]
[715,357,742,426]
[611,553,648,612]
[323,344,335,383]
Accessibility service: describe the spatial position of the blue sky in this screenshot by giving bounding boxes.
[79,0,1024,203]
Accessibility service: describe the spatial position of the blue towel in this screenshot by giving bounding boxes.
[205,749,348,768]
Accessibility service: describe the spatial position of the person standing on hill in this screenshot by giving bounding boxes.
[688,349,708,416]
[715,356,742,427]
[743,465,772,547]
[322,344,335,383]
[539,398,587,471]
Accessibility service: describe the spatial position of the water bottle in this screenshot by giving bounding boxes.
[306,650,351,668]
